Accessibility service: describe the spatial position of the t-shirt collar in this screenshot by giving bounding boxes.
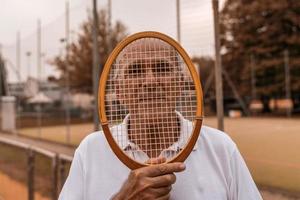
[116,111,198,152]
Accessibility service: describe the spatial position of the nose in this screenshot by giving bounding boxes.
[142,69,158,91]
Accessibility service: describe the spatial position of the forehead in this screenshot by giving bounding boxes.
[117,38,178,63]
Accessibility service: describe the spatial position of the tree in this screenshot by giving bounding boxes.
[50,9,127,93]
[220,0,300,99]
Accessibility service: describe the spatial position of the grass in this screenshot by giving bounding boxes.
[18,123,95,146]
[204,117,300,194]
[17,117,300,194]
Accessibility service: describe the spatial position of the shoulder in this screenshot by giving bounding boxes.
[200,125,235,145]
[198,125,237,157]
[78,130,106,148]
[75,121,126,157]
[75,130,109,159]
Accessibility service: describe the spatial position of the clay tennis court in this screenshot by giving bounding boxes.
[18,117,300,196]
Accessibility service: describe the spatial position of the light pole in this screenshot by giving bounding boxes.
[26,51,32,80]
[37,19,42,138]
[107,0,112,53]
[60,36,71,144]
[16,31,21,81]
[176,0,181,43]
[65,1,71,143]
[40,53,46,81]
[212,0,224,131]
[284,49,291,117]
[92,0,100,131]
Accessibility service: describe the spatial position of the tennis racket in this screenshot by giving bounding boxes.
[98,31,203,169]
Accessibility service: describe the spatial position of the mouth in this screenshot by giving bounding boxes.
[139,98,166,102]
[139,95,166,102]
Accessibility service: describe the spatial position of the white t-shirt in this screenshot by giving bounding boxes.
[109,112,198,163]
[59,125,262,200]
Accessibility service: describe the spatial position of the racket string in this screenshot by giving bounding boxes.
[105,37,197,163]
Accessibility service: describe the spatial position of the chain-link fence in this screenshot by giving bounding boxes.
[0,0,299,142]
[1,0,219,144]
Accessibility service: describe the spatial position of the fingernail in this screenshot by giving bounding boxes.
[179,163,186,170]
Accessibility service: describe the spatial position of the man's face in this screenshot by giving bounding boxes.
[115,39,181,119]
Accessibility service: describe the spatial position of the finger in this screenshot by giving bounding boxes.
[156,193,171,200]
[149,173,176,188]
[146,157,167,165]
[149,186,172,197]
[142,162,185,177]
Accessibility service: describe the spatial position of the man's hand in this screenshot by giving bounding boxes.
[112,158,186,200]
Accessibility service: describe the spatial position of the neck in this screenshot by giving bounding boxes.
[128,112,180,158]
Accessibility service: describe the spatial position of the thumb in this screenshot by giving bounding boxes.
[145,157,167,165]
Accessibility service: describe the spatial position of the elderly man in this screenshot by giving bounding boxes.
[59,38,262,200]
[112,38,189,163]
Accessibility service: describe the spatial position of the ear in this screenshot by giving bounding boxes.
[175,72,184,96]
[115,80,125,105]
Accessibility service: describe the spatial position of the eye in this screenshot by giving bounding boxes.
[152,61,171,73]
[126,62,145,77]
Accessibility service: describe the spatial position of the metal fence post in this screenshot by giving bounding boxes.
[52,154,59,200]
[27,148,35,200]
[59,158,66,190]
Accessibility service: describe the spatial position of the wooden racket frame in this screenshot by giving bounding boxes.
[98,31,203,169]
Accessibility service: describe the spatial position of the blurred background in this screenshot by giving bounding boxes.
[0,0,299,199]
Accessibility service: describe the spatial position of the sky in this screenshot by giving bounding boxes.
[0,0,222,83]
